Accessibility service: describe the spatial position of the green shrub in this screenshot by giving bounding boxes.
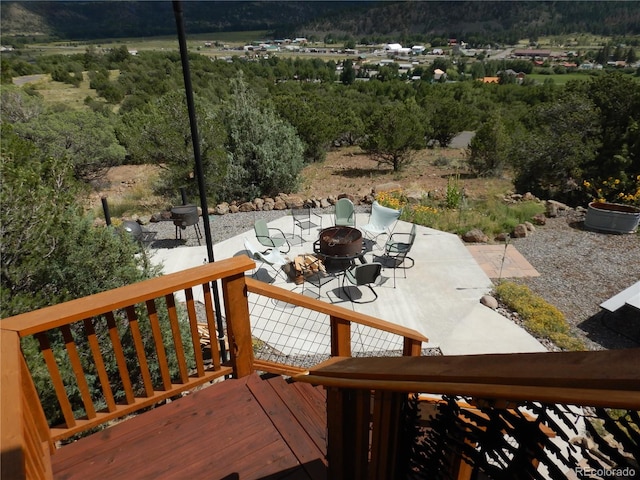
[495,282,585,351]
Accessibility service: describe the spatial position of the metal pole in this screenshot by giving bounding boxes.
[172,0,227,362]
[101,197,112,226]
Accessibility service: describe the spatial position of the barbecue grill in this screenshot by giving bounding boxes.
[171,205,202,244]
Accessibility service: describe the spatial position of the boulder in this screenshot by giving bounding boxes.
[284,195,304,209]
[480,295,498,309]
[512,224,528,238]
[238,202,255,212]
[532,213,547,225]
[462,228,488,243]
[405,189,428,204]
[215,203,229,215]
[273,199,287,210]
[337,193,356,203]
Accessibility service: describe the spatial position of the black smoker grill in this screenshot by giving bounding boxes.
[171,205,202,244]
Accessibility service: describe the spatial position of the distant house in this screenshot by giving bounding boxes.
[411,45,426,55]
[432,48,444,55]
[482,77,500,83]
[385,43,403,53]
[433,68,446,81]
[498,69,526,84]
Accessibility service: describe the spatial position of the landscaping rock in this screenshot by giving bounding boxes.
[462,229,488,243]
[532,213,547,225]
[253,198,265,210]
[545,201,559,217]
[273,199,287,210]
[215,203,229,215]
[284,195,304,209]
[238,202,255,212]
[480,295,499,309]
[512,224,528,238]
[405,189,428,204]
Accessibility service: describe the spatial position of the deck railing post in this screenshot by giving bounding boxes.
[1,330,53,479]
[403,337,423,356]
[330,316,351,357]
[222,272,254,378]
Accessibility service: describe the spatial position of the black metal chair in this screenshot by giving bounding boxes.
[342,262,382,303]
[254,219,290,253]
[381,224,417,288]
[292,206,322,240]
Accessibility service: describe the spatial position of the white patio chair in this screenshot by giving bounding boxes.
[244,238,288,282]
[360,201,401,248]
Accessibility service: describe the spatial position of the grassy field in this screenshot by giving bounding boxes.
[527,72,595,85]
[23,30,272,57]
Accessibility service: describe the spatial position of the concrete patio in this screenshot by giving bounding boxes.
[150,212,546,356]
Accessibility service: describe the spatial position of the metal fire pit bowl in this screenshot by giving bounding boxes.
[318,226,363,258]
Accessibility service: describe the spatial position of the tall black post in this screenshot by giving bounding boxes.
[172,1,227,362]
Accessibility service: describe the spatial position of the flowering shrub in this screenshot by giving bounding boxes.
[375,190,406,211]
[375,190,439,223]
[583,174,640,206]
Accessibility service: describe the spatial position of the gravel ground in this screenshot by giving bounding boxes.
[509,209,640,351]
[144,206,640,351]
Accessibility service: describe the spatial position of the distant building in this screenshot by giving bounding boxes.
[385,43,403,53]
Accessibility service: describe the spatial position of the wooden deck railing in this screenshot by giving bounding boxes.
[1,256,427,479]
[296,352,640,480]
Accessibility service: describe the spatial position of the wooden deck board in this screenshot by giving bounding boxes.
[51,374,327,480]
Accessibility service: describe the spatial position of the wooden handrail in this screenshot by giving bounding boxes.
[296,351,640,480]
[2,257,255,336]
[297,351,640,409]
[245,277,429,344]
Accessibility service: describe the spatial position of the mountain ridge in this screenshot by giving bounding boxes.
[2,1,639,42]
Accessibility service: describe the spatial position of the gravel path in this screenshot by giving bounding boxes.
[144,207,640,351]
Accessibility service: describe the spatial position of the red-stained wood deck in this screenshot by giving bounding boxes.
[50,374,327,480]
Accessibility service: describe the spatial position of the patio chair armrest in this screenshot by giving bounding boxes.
[268,227,289,239]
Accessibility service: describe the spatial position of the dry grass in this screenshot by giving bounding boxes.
[299,146,512,201]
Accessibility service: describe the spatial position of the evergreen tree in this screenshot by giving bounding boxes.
[222,75,304,200]
[466,111,511,177]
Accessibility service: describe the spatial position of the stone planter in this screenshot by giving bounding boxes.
[584,202,640,234]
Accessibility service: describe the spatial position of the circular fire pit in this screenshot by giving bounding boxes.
[318,226,363,258]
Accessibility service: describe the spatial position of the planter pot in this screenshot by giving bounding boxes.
[584,202,640,234]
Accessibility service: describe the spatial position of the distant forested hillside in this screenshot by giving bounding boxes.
[2,1,639,43]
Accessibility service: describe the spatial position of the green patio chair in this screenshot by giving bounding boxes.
[254,219,290,253]
[334,198,356,227]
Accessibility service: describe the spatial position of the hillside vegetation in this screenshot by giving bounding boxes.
[2,1,639,44]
